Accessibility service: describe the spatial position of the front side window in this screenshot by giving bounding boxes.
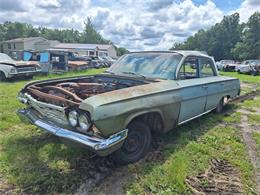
[199,58,215,77]
[178,57,199,80]
[108,53,182,79]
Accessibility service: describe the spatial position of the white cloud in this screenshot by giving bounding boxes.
[0,0,257,51]
[232,0,260,22]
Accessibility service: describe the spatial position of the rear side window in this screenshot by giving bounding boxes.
[199,58,216,77]
[179,57,199,80]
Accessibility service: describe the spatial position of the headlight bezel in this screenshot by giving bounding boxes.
[67,110,92,132]
[10,67,17,74]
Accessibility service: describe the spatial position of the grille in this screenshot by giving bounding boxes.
[25,93,68,125]
[17,66,36,73]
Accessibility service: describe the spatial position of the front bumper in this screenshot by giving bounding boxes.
[17,108,128,156]
[8,70,41,78]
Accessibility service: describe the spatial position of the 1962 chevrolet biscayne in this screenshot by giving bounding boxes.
[17,51,240,164]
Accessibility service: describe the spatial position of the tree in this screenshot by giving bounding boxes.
[116,47,129,56]
[0,19,128,56]
[232,12,260,60]
[80,17,110,44]
[171,13,245,61]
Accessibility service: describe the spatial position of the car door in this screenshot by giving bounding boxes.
[198,57,222,111]
[176,56,207,123]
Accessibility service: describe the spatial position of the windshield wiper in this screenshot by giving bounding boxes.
[121,71,146,78]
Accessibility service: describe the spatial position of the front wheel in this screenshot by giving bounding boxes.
[0,72,6,81]
[111,121,151,165]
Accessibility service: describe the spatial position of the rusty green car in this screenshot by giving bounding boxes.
[17,51,240,164]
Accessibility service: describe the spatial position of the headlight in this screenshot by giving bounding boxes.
[68,110,78,127]
[78,114,91,131]
[10,67,17,73]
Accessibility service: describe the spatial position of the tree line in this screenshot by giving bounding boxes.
[0,18,129,56]
[171,12,260,61]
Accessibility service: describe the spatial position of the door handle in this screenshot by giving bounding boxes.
[202,85,208,89]
[220,82,225,85]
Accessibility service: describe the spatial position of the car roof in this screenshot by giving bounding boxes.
[129,50,210,58]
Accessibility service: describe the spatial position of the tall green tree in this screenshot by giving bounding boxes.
[232,12,260,60]
[80,17,110,44]
[171,13,246,61]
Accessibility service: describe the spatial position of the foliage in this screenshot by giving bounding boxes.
[116,47,129,56]
[171,12,259,61]
[231,12,260,60]
[0,18,127,56]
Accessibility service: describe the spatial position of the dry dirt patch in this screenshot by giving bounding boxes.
[186,159,244,195]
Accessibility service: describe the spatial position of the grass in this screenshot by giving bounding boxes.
[0,68,106,193]
[252,132,260,158]
[0,68,259,194]
[220,71,260,84]
[126,111,255,194]
[247,114,260,125]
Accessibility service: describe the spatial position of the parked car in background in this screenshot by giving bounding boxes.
[102,56,116,66]
[235,60,260,75]
[223,61,239,72]
[249,60,260,76]
[89,56,106,68]
[216,60,235,71]
[17,51,240,164]
[0,53,41,81]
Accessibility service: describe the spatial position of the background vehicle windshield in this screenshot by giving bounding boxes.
[108,53,182,79]
[0,53,14,62]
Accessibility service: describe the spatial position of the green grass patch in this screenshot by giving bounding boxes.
[0,68,105,193]
[252,132,260,158]
[240,97,260,112]
[127,112,255,194]
[247,114,260,125]
[220,71,260,84]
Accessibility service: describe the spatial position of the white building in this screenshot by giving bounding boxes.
[52,43,117,58]
[1,37,60,54]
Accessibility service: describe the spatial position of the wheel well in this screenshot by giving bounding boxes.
[128,112,164,133]
[0,71,6,78]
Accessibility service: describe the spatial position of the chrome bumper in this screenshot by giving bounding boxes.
[17,108,128,154]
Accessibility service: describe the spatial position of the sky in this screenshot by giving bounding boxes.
[0,0,259,51]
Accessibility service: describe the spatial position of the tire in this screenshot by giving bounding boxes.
[215,98,224,113]
[251,70,257,76]
[111,121,151,165]
[0,72,6,81]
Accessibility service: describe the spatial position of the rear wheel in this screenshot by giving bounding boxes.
[0,72,6,81]
[111,121,151,165]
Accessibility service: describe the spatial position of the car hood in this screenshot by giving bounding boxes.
[0,60,38,67]
[79,80,180,112]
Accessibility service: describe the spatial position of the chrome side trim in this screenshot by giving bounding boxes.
[177,108,215,125]
[17,108,128,151]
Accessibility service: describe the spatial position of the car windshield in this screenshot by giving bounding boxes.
[107,53,182,79]
[0,53,14,62]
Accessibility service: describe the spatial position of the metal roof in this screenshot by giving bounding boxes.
[52,43,113,50]
[130,50,209,57]
[2,37,47,43]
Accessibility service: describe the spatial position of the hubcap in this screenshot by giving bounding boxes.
[123,131,143,154]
